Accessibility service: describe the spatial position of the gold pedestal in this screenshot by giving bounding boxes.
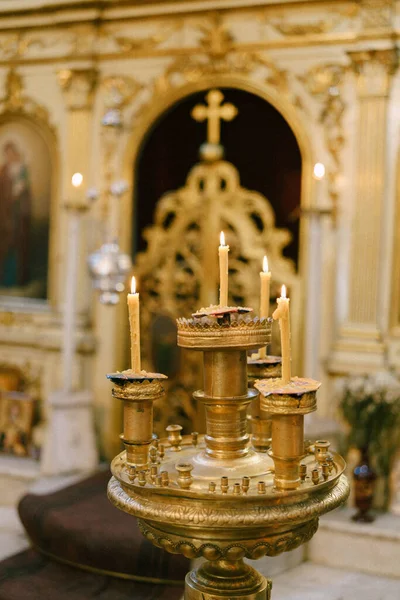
[108,312,349,600]
[185,559,271,600]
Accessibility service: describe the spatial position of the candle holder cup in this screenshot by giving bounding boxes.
[255,377,320,490]
[247,354,282,453]
[107,371,167,469]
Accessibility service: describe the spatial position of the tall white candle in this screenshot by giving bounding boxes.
[62,173,84,392]
[62,212,80,392]
[127,276,141,372]
[218,231,229,307]
[259,255,271,360]
[305,162,325,379]
[272,285,291,384]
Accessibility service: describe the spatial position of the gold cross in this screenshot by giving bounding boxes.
[191,89,237,145]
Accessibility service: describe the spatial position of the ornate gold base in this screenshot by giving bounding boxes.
[185,559,271,600]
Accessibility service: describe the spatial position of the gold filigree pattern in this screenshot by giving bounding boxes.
[57,68,98,110]
[0,33,46,60]
[137,517,319,560]
[0,69,51,125]
[108,474,350,527]
[107,23,182,54]
[271,17,341,37]
[198,12,234,59]
[102,75,143,110]
[111,380,165,401]
[360,0,394,29]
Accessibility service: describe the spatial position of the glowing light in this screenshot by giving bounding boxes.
[281,284,287,299]
[220,231,226,246]
[313,162,325,180]
[263,255,268,273]
[71,172,83,188]
[131,276,136,294]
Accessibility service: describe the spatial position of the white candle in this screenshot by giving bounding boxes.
[218,231,229,307]
[305,163,325,379]
[259,255,271,360]
[62,174,84,392]
[127,276,141,372]
[272,285,291,384]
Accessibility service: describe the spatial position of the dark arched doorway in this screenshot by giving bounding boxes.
[133,87,302,268]
[131,87,302,433]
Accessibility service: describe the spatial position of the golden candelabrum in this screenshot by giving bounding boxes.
[108,307,349,599]
[107,89,349,599]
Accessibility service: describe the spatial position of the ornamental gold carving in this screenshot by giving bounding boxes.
[299,63,347,213]
[137,517,319,560]
[348,48,398,97]
[0,69,54,130]
[0,33,46,60]
[110,23,181,53]
[198,12,234,59]
[102,75,143,110]
[144,49,300,116]
[271,17,341,37]
[108,474,349,527]
[360,0,394,29]
[57,68,98,110]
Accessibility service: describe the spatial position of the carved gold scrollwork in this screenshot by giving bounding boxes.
[137,517,319,560]
[0,69,53,129]
[102,75,143,110]
[0,33,46,60]
[143,49,301,118]
[299,64,347,213]
[198,12,234,59]
[57,68,98,111]
[271,17,341,37]
[348,48,398,97]
[110,22,181,53]
[360,0,394,29]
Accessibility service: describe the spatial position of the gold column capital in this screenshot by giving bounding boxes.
[348,48,398,97]
[57,67,98,110]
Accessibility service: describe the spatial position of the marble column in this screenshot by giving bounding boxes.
[57,67,98,318]
[332,48,398,372]
[40,68,99,475]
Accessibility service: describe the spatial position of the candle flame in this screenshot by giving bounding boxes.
[281,284,287,298]
[71,172,83,188]
[313,162,325,180]
[220,231,225,246]
[263,255,268,273]
[131,276,136,294]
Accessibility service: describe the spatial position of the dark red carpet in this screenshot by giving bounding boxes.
[0,549,185,599]
[0,470,188,599]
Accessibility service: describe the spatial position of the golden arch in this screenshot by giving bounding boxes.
[120,74,316,373]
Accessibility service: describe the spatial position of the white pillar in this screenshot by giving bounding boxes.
[332,48,398,373]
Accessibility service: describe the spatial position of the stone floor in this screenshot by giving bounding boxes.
[272,563,400,600]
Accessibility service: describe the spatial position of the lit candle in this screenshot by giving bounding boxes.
[218,231,229,307]
[272,285,291,384]
[62,173,84,392]
[259,255,271,360]
[127,276,141,372]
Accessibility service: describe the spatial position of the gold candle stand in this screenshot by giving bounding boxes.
[108,309,350,600]
[255,378,320,491]
[107,371,167,469]
[247,354,281,453]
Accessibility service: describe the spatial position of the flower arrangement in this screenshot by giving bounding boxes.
[339,370,400,509]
